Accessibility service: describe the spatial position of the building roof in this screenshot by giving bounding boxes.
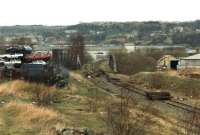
[0,54,23,59]
[181,54,200,60]
[30,60,46,65]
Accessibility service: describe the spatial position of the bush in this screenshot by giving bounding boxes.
[145,48,187,60]
[113,51,156,75]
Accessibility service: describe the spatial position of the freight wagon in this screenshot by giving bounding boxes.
[146,91,172,100]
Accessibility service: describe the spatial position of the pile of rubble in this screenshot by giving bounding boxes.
[0,45,69,87]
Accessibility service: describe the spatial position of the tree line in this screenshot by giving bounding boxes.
[1,21,200,45]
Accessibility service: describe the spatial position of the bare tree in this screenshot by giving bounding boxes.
[184,109,200,135]
[105,88,138,135]
[176,104,200,135]
[103,88,152,135]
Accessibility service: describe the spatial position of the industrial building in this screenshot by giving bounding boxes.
[178,54,200,69]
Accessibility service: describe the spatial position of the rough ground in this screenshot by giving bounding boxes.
[130,71,200,105]
[0,71,183,135]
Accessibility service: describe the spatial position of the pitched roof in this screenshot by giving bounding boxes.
[182,54,200,60]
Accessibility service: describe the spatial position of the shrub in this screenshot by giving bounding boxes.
[145,48,187,60]
[113,51,156,75]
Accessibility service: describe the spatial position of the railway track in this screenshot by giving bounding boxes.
[107,77,200,115]
[90,76,200,129]
[164,100,200,114]
[89,73,200,115]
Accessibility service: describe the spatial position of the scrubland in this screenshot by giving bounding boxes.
[0,72,183,135]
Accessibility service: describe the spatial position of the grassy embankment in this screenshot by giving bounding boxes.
[0,74,110,135]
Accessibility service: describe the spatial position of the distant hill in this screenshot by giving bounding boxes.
[1,21,200,46]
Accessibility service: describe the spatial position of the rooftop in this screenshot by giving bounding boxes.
[181,54,200,60]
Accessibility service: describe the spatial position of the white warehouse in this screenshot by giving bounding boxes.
[178,54,200,69]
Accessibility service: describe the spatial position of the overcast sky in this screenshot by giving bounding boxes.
[0,0,200,26]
